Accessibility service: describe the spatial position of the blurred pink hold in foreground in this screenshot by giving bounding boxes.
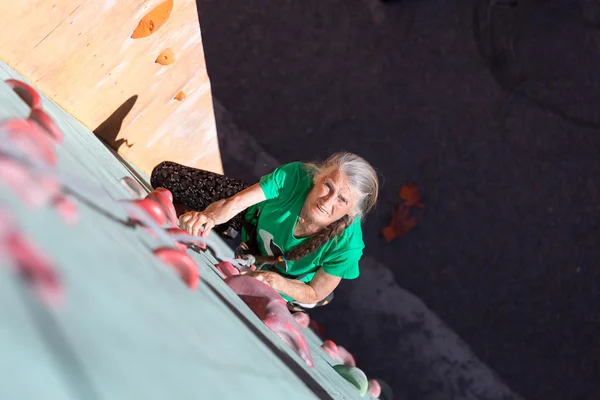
[321,339,356,367]
[0,210,63,308]
[215,261,240,277]
[5,79,63,143]
[0,155,60,208]
[225,275,314,368]
[52,195,79,226]
[292,311,310,328]
[0,79,80,225]
[0,119,57,166]
[368,379,382,398]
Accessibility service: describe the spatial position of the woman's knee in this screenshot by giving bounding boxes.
[150,161,175,189]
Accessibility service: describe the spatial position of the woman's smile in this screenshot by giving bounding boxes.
[316,203,328,215]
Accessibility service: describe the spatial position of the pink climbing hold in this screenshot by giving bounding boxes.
[153,247,199,290]
[292,311,310,328]
[154,187,173,202]
[127,197,167,226]
[4,79,63,143]
[321,339,356,366]
[215,261,240,277]
[225,275,314,368]
[5,79,43,110]
[337,344,357,367]
[368,379,382,398]
[36,171,61,196]
[29,108,63,143]
[35,173,71,224]
[147,188,178,226]
[52,195,79,226]
[0,119,57,166]
[322,339,339,353]
[0,210,63,308]
[165,227,207,250]
[0,156,47,208]
[165,228,189,251]
[321,340,339,361]
[0,156,61,209]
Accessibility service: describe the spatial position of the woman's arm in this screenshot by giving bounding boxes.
[248,268,342,304]
[180,183,266,237]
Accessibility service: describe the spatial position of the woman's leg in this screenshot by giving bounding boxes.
[150,161,249,234]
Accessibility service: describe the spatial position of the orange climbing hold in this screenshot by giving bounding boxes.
[131,0,174,39]
[382,182,423,242]
[155,48,175,65]
[174,91,186,101]
[381,203,417,242]
[399,182,424,207]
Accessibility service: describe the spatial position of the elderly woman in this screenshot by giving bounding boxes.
[150,152,379,309]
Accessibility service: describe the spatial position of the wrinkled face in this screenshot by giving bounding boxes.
[303,168,359,226]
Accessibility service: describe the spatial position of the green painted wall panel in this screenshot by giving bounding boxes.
[0,62,374,400]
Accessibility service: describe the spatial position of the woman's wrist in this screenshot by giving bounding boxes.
[215,197,246,224]
[204,200,230,225]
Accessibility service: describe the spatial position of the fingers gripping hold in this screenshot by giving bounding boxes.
[190,214,206,236]
[179,211,215,237]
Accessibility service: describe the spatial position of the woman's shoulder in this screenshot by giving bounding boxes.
[260,161,312,200]
[329,218,365,253]
[280,161,313,176]
[275,161,314,184]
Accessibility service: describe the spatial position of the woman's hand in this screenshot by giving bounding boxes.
[179,183,268,237]
[243,269,341,305]
[179,211,215,237]
[179,201,227,237]
[241,270,280,289]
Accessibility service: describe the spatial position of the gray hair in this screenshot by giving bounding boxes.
[306,152,379,220]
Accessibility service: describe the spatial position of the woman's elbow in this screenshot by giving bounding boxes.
[311,287,332,303]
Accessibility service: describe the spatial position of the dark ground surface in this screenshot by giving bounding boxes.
[197,1,600,399]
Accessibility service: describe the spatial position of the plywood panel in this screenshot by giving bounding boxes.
[0,0,223,175]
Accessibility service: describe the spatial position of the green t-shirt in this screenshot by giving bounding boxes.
[243,162,364,301]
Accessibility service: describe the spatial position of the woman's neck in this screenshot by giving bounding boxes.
[295,206,324,238]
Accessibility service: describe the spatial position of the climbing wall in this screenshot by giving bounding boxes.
[0,0,222,176]
[0,62,384,399]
